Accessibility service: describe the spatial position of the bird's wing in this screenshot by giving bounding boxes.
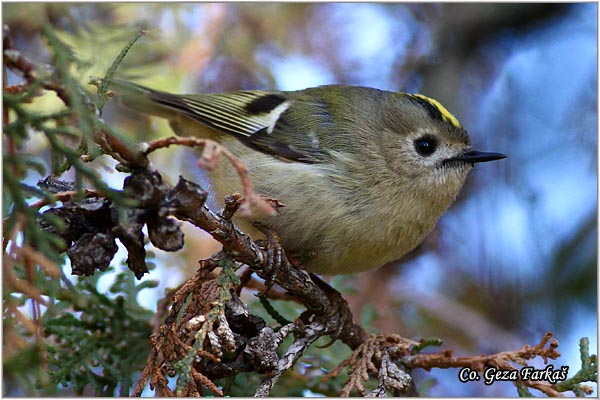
[111,79,329,163]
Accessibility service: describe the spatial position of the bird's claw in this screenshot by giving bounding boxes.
[253,224,285,293]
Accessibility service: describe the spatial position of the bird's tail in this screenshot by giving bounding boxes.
[108,78,181,119]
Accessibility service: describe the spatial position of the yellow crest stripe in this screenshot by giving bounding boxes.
[411,94,462,129]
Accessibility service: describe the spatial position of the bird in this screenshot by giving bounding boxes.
[109,79,506,275]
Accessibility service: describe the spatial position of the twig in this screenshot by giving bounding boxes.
[404,332,564,397]
[3,28,70,105]
[93,30,148,111]
[168,176,369,346]
[16,244,62,277]
[29,189,103,209]
[323,334,419,396]
[368,352,415,397]
[406,332,560,371]
[254,322,323,397]
[144,135,276,216]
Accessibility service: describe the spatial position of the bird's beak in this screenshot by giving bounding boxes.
[450,150,507,164]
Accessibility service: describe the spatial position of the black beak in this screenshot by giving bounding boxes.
[450,150,506,164]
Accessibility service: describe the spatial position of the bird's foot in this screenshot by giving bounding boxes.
[253,223,286,293]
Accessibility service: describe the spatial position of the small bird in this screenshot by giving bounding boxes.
[110,79,505,275]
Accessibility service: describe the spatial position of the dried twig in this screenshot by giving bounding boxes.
[407,332,560,371]
[405,332,565,396]
[144,135,276,216]
[254,322,323,397]
[28,189,103,209]
[323,334,419,396]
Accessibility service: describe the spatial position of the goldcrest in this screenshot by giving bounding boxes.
[110,79,505,275]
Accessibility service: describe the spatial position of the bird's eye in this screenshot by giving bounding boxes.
[414,136,438,157]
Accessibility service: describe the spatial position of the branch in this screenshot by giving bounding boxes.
[254,322,324,397]
[406,332,560,371]
[144,135,276,216]
[3,26,70,105]
[35,164,368,395]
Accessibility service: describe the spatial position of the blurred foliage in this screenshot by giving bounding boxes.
[2,11,155,396]
[3,23,129,264]
[552,337,597,397]
[43,269,154,396]
[3,264,156,396]
[2,2,597,397]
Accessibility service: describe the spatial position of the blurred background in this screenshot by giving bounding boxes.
[3,3,597,396]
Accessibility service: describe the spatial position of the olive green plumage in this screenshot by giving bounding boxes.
[110,78,505,274]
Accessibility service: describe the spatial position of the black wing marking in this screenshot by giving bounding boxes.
[145,88,327,163]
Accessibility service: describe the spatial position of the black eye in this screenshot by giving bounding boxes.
[414,136,438,157]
